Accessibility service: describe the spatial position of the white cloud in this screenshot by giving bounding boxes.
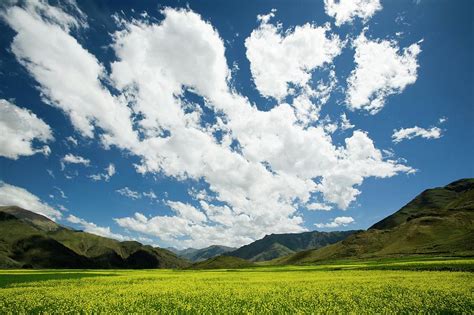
[106,163,116,177]
[67,214,128,241]
[1,0,138,149]
[0,181,62,220]
[392,126,442,143]
[61,153,90,169]
[116,187,141,199]
[306,202,332,211]
[315,216,354,228]
[167,201,207,224]
[3,3,415,248]
[66,136,78,146]
[108,8,414,246]
[115,186,157,200]
[143,190,157,199]
[0,99,53,159]
[340,113,355,130]
[324,0,382,26]
[89,163,116,181]
[346,33,421,114]
[245,11,343,101]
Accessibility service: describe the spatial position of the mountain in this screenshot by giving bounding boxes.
[172,245,236,262]
[189,255,255,269]
[226,230,358,262]
[0,206,189,269]
[274,178,474,265]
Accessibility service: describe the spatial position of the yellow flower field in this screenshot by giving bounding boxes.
[0,262,473,313]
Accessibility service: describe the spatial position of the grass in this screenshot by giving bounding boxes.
[0,258,472,313]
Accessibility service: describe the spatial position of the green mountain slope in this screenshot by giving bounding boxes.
[189,255,255,269]
[172,245,236,262]
[0,206,189,269]
[227,230,358,262]
[274,179,474,265]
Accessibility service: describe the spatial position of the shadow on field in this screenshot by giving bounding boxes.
[0,272,115,288]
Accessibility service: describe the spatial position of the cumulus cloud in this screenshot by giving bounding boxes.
[0,99,53,159]
[67,214,128,241]
[245,10,343,101]
[61,153,90,169]
[116,187,141,199]
[346,33,421,114]
[89,163,116,181]
[2,2,415,247]
[324,0,382,26]
[306,202,332,211]
[340,113,355,130]
[0,181,62,220]
[392,126,442,143]
[315,216,354,228]
[1,0,138,149]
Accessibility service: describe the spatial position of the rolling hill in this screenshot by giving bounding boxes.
[226,230,358,261]
[170,245,236,262]
[274,178,474,265]
[189,255,255,269]
[0,206,189,269]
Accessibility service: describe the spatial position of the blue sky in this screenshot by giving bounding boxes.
[0,0,472,249]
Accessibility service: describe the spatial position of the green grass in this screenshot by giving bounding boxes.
[0,258,472,313]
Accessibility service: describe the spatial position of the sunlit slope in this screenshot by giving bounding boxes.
[171,245,237,262]
[190,255,255,269]
[227,230,358,262]
[274,179,474,265]
[0,206,189,269]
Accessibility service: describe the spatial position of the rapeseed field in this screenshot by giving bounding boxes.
[0,261,472,313]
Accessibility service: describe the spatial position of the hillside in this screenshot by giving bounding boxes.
[171,245,236,262]
[274,178,474,265]
[189,255,255,269]
[226,230,358,261]
[0,206,189,269]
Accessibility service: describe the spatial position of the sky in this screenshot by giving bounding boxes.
[0,0,472,249]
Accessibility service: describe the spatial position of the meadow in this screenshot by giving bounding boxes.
[0,258,473,314]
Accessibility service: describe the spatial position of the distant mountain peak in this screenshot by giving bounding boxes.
[274,178,474,265]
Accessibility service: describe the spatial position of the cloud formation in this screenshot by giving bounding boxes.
[116,187,141,199]
[1,2,416,247]
[67,214,128,241]
[324,0,382,26]
[245,10,343,101]
[89,163,116,181]
[315,216,355,228]
[392,126,442,143]
[346,33,421,114]
[0,99,53,159]
[0,181,62,220]
[61,153,90,169]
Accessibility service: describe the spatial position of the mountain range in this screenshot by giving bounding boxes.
[0,206,188,269]
[273,178,474,265]
[0,178,472,269]
[168,245,237,262]
[226,230,358,261]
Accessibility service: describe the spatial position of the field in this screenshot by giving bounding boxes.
[0,258,473,314]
